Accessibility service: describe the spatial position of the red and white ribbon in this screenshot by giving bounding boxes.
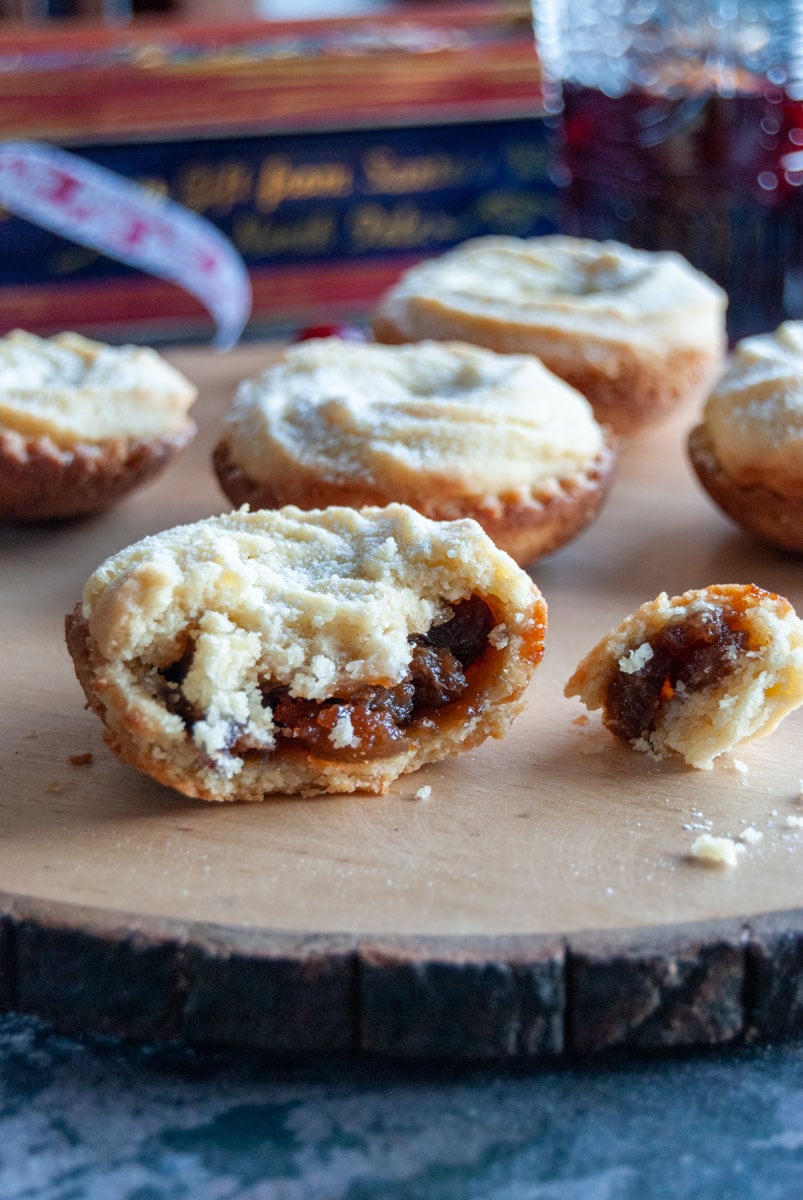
[0,140,252,349]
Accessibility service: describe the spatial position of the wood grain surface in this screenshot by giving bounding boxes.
[1,341,802,1058]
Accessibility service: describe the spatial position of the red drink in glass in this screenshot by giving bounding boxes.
[556,79,803,339]
[532,1,803,339]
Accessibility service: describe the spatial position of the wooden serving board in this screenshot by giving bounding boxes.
[1,341,802,1059]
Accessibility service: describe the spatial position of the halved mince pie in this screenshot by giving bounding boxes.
[0,330,197,522]
[65,503,547,800]
[565,584,803,769]
[213,336,616,567]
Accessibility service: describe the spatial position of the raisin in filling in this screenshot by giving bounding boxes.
[604,609,749,743]
[159,641,197,726]
[156,595,495,762]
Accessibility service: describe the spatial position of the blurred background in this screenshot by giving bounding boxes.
[0,1,551,343]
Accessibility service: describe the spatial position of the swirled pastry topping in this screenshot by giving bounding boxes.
[0,330,197,445]
[701,321,803,497]
[223,338,605,500]
[68,503,547,800]
[375,236,726,351]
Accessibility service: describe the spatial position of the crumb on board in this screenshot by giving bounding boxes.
[690,833,746,868]
[732,758,748,775]
[45,781,64,794]
[572,714,589,727]
[739,826,763,845]
[785,814,803,828]
[67,752,94,766]
[414,785,432,801]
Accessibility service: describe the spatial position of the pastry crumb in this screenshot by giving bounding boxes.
[45,780,64,794]
[328,712,361,751]
[414,785,432,801]
[690,833,745,867]
[630,735,662,760]
[739,826,763,845]
[618,641,654,674]
[572,714,589,727]
[67,752,94,766]
[732,758,748,775]
[488,623,509,649]
[784,814,803,828]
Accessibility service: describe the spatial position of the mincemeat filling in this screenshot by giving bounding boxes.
[156,595,495,761]
[604,609,748,742]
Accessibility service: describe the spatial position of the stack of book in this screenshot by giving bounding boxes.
[0,2,555,341]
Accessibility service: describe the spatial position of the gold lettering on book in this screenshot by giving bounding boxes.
[361,147,464,194]
[505,140,550,182]
[475,189,558,229]
[176,161,253,216]
[233,213,336,257]
[349,202,461,250]
[256,156,353,213]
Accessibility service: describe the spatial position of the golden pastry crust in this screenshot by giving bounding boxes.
[372,235,727,435]
[213,337,617,566]
[65,503,548,801]
[565,584,803,769]
[689,322,803,552]
[0,427,195,523]
[0,330,197,521]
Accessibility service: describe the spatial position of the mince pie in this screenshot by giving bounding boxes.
[65,503,548,800]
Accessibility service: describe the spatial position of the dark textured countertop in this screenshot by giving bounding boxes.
[2,1012,803,1199]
